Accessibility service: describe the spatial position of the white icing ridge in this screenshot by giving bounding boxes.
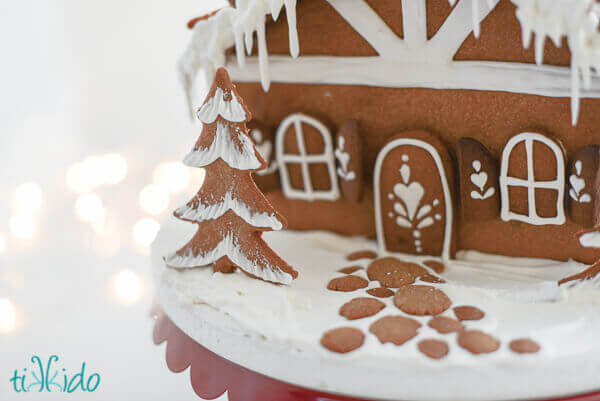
[579,231,600,248]
[184,120,262,170]
[175,191,283,230]
[164,234,294,285]
[196,87,248,124]
[181,0,600,125]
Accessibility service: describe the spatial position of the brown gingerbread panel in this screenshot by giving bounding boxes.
[457,138,500,222]
[335,120,364,202]
[568,145,600,227]
[376,131,456,257]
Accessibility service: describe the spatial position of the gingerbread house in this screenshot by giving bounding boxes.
[180,0,600,264]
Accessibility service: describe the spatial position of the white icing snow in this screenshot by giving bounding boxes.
[154,219,600,401]
[179,0,299,109]
[579,231,600,248]
[196,87,248,124]
[175,191,283,230]
[184,120,262,170]
[164,232,294,285]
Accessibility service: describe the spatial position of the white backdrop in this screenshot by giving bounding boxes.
[0,1,230,400]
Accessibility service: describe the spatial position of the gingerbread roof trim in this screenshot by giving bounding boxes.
[180,0,600,124]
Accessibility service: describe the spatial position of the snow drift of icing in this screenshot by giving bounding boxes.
[197,87,248,124]
[164,234,294,285]
[184,120,262,171]
[175,191,284,230]
[179,0,299,112]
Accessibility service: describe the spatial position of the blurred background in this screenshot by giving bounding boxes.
[0,0,228,399]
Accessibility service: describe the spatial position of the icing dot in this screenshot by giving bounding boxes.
[433,199,440,206]
[388,193,394,200]
[413,230,421,238]
[401,154,409,162]
[388,212,394,218]
[434,214,442,221]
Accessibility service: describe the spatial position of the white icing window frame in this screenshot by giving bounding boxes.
[275,113,340,201]
[499,132,566,226]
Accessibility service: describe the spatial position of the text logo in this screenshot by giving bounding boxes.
[9,355,100,393]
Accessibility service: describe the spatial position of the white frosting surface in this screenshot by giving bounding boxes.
[153,217,600,401]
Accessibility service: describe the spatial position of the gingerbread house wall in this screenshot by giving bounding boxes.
[233,0,600,264]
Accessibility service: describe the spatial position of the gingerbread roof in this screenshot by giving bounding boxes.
[180,0,600,124]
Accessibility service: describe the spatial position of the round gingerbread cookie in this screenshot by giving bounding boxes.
[393,285,451,316]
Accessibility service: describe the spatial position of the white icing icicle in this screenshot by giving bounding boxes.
[175,191,283,230]
[180,0,300,111]
[184,121,262,170]
[511,0,600,125]
[164,235,294,284]
[197,87,248,124]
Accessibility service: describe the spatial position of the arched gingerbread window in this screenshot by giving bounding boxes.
[500,132,566,226]
[275,114,340,201]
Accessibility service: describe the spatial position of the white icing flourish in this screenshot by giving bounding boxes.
[179,0,300,111]
[334,136,356,182]
[164,234,294,284]
[175,191,283,230]
[251,129,278,175]
[569,160,591,203]
[184,121,262,171]
[499,132,566,226]
[470,160,495,200]
[275,113,340,201]
[374,140,453,260]
[387,155,442,254]
[579,231,600,248]
[197,87,248,124]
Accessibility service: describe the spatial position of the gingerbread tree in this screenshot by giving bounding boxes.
[165,68,298,284]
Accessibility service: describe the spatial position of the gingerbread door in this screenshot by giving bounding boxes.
[374,135,453,259]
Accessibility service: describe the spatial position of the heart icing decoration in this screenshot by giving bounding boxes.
[469,159,495,200]
[393,181,424,220]
[569,160,590,203]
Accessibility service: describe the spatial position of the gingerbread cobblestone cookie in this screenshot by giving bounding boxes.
[346,250,378,261]
[320,327,365,354]
[339,297,386,320]
[509,338,541,354]
[454,306,485,321]
[419,274,446,284]
[366,287,395,298]
[423,260,446,274]
[327,276,369,292]
[418,339,450,360]
[394,285,452,316]
[369,316,421,346]
[458,330,500,354]
[428,316,464,334]
[367,257,427,288]
[338,266,363,275]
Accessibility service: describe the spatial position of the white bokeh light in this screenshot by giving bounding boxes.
[102,153,128,185]
[153,161,190,193]
[0,299,17,333]
[133,218,160,247]
[75,193,105,231]
[112,271,143,304]
[139,185,169,215]
[14,182,43,213]
[9,213,35,240]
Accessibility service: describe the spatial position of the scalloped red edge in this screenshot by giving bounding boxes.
[152,308,600,401]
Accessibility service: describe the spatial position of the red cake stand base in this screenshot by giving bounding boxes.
[152,308,600,401]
